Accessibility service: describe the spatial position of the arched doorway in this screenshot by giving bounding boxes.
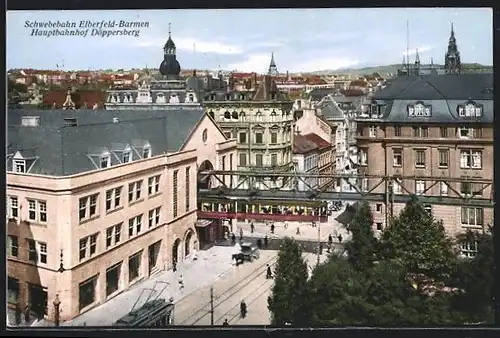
[184,230,194,257]
[172,238,181,265]
[198,160,214,190]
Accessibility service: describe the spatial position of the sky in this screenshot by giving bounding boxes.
[7,8,493,73]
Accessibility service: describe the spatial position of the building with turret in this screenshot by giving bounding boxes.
[444,23,461,74]
[105,25,205,110]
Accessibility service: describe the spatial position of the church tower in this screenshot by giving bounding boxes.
[444,23,461,74]
[267,52,279,76]
[414,48,420,75]
[159,23,181,79]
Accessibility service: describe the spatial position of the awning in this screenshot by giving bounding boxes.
[195,219,213,228]
[334,202,359,226]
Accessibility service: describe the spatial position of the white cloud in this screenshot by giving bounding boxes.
[226,54,271,72]
[402,46,432,57]
[290,57,361,72]
[133,36,244,55]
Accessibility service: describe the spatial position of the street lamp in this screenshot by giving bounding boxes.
[53,294,61,327]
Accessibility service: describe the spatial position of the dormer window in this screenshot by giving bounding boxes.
[224,111,231,120]
[271,93,276,100]
[226,94,231,100]
[188,93,194,102]
[122,151,132,163]
[210,94,216,100]
[143,146,151,159]
[13,160,26,173]
[232,111,238,120]
[100,155,111,168]
[239,111,246,121]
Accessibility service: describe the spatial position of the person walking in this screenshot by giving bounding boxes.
[266,264,273,279]
[239,228,244,241]
[264,235,269,248]
[284,222,288,229]
[231,233,236,245]
[296,226,300,235]
[338,234,343,244]
[270,223,275,234]
[240,300,247,318]
[328,234,333,246]
[250,222,255,234]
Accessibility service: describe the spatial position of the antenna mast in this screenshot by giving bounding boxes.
[406,20,410,74]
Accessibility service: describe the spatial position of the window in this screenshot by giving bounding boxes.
[415,149,426,167]
[460,150,482,169]
[412,127,428,138]
[27,239,47,264]
[13,159,26,173]
[79,276,98,310]
[27,199,47,223]
[394,126,402,137]
[148,175,160,195]
[79,234,98,261]
[393,148,402,167]
[149,207,161,228]
[361,178,368,192]
[106,223,122,248]
[461,207,483,227]
[440,181,448,196]
[8,196,19,218]
[460,182,482,196]
[392,178,402,194]
[185,167,190,211]
[100,155,110,168]
[271,132,278,144]
[255,112,263,122]
[129,251,142,282]
[440,127,448,138]
[129,215,143,237]
[461,241,478,258]
[256,154,263,167]
[369,126,376,137]
[255,132,263,144]
[173,170,178,218]
[106,262,122,297]
[143,147,151,159]
[128,181,143,203]
[376,223,383,231]
[105,187,122,211]
[415,180,425,195]
[79,194,99,221]
[360,149,367,166]
[271,154,278,166]
[239,153,247,166]
[459,127,482,139]
[376,204,382,212]
[438,149,449,168]
[8,235,19,257]
[122,151,131,163]
[239,132,247,144]
[8,277,20,305]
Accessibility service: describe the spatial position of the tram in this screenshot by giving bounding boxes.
[114,299,174,327]
[197,198,329,223]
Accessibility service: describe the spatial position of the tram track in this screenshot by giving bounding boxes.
[225,278,274,325]
[177,254,278,325]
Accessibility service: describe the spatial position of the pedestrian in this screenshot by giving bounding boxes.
[257,238,262,249]
[284,222,288,229]
[172,259,177,272]
[231,233,236,245]
[296,226,300,235]
[222,319,229,326]
[266,264,273,279]
[338,234,343,243]
[239,228,244,241]
[270,223,275,234]
[178,274,184,290]
[250,222,255,234]
[264,235,269,248]
[328,234,333,246]
[24,305,30,324]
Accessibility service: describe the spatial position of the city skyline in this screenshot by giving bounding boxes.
[7,8,493,72]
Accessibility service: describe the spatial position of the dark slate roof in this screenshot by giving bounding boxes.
[317,97,344,120]
[7,108,205,176]
[309,88,338,101]
[252,76,288,101]
[293,134,318,154]
[370,74,493,124]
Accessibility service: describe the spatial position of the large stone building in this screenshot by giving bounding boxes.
[6,107,236,323]
[105,26,206,110]
[356,72,493,237]
[204,74,295,189]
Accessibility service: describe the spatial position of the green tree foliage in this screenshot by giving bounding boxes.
[267,237,310,326]
[344,201,378,270]
[8,78,28,94]
[448,229,494,323]
[378,196,455,280]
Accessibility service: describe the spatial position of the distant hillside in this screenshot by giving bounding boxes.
[308,63,492,76]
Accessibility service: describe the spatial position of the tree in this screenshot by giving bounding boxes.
[378,196,455,280]
[344,201,378,270]
[267,237,310,326]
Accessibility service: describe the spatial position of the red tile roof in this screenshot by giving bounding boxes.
[231,72,256,79]
[303,133,331,149]
[43,90,106,109]
[293,134,319,154]
[349,80,369,87]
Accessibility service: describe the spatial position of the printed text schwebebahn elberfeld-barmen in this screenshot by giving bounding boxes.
[25,20,149,38]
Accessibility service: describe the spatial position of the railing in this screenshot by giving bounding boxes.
[197,211,328,223]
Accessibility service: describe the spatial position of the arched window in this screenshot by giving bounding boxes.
[224,111,231,120]
[188,93,194,102]
[232,111,238,119]
[270,111,277,122]
[255,111,263,122]
[239,111,246,121]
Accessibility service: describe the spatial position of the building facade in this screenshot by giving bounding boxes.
[355,73,493,237]
[6,108,236,322]
[204,75,295,189]
[292,134,319,191]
